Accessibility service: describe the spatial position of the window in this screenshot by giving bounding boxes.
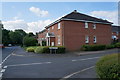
[85,22,88,28]
[93,23,96,29]
[48,28,49,30]
[52,26,54,29]
[85,35,89,43]
[58,35,60,44]
[93,36,97,43]
[58,23,61,29]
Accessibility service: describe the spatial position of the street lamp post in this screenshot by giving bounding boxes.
[0,20,3,80]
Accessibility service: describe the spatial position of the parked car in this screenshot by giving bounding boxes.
[0,44,5,48]
[8,44,12,47]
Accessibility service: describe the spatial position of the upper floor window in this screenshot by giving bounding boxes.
[58,23,61,29]
[85,22,88,28]
[52,26,54,30]
[85,35,89,43]
[93,23,96,29]
[48,28,50,31]
[93,36,97,43]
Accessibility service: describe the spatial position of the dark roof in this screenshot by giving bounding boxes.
[112,25,120,32]
[62,10,112,24]
[45,10,113,28]
[39,29,46,33]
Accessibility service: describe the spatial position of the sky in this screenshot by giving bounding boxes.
[2,2,118,33]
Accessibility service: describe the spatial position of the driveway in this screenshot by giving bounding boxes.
[1,46,119,79]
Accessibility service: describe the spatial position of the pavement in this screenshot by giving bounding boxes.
[1,46,119,80]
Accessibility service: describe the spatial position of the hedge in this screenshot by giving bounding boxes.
[96,54,120,79]
[34,46,65,54]
[81,45,106,51]
[115,42,120,48]
[106,45,115,49]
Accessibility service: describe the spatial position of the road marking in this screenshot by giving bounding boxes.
[2,48,16,64]
[2,53,13,64]
[1,69,5,73]
[3,66,7,69]
[0,73,3,79]
[6,62,52,67]
[60,66,95,80]
[72,57,100,62]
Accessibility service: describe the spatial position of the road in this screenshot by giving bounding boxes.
[1,46,119,79]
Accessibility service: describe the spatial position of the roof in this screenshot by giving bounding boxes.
[45,10,113,28]
[62,10,112,24]
[112,25,120,32]
[39,29,46,34]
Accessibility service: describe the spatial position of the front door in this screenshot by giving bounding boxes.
[51,42,54,46]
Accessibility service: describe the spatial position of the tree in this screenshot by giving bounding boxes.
[15,29,27,37]
[2,29,10,46]
[9,31,23,45]
[28,32,35,37]
[9,29,27,45]
[23,36,37,47]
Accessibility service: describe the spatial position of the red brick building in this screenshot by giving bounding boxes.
[38,10,113,51]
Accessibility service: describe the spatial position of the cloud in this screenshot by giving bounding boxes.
[29,7,49,17]
[2,19,52,34]
[3,20,28,31]
[27,19,52,33]
[90,11,118,25]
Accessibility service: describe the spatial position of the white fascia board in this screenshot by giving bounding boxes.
[62,18,112,25]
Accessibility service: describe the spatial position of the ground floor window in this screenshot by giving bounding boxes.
[85,35,89,43]
[93,36,97,43]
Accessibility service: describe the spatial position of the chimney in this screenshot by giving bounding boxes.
[73,10,77,13]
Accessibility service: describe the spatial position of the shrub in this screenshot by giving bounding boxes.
[81,45,106,51]
[23,36,37,47]
[34,46,49,54]
[96,54,120,79]
[26,47,35,52]
[34,47,44,53]
[106,45,115,49]
[115,42,120,48]
[57,46,66,53]
[34,46,65,54]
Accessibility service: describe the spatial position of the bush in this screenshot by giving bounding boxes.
[115,42,120,48]
[34,46,49,54]
[34,46,65,54]
[23,36,37,47]
[81,45,106,51]
[34,47,44,53]
[96,54,120,79]
[57,46,66,53]
[106,45,115,49]
[26,47,35,52]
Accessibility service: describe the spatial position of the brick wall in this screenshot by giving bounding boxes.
[63,20,112,51]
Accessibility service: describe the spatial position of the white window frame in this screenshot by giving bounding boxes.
[58,23,61,29]
[93,23,96,29]
[93,36,97,43]
[85,35,89,43]
[58,35,60,44]
[85,22,88,28]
